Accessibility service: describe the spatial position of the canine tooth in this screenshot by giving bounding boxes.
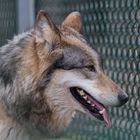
[99,109,105,114]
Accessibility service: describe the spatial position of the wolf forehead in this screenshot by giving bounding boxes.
[45,28,101,71]
[55,28,102,71]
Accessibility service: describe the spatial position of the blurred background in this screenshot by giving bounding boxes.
[0,0,140,140]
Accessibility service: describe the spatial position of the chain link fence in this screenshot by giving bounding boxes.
[35,0,67,24]
[35,0,140,140]
[0,0,140,140]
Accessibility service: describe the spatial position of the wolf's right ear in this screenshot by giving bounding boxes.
[34,10,60,43]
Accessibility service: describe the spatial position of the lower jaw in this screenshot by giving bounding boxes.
[70,87,111,128]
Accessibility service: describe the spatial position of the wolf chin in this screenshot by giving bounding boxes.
[0,11,128,140]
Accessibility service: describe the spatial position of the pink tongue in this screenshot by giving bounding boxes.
[102,108,111,128]
[88,96,111,128]
[97,104,111,128]
[96,103,111,128]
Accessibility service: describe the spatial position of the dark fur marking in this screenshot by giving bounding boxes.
[0,69,14,86]
[0,35,31,86]
[0,56,17,86]
[55,46,92,70]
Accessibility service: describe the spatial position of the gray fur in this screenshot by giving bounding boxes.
[56,46,92,70]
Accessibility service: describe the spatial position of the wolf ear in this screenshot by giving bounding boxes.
[35,10,60,43]
[62,11,82,32]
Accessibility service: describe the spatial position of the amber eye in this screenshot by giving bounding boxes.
[86,65,96,72]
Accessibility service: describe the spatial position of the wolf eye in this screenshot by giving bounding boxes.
[86,65,96,72]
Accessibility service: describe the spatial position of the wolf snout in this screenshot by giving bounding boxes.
[118,92,129,105]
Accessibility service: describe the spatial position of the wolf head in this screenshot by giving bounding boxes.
[0,11,129,138]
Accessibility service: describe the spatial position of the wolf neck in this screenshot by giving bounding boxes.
[0,102,74,140]
[0,105,29,140]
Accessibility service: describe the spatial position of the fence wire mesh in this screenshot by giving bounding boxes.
[35,0,140,140]
[0,0,17,46]
[35,0,67,24]
[0,0,139,140]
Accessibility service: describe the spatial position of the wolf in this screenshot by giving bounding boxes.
[0,10,128,140]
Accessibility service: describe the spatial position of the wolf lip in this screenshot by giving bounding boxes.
[70,87,111,128]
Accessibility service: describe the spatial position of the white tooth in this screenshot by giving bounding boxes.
[99,108,105,114]
[87,100,91,104]
[77,89,84,96]
[83,96,87,100]
[91,104,95,107]
[80,90,85,96]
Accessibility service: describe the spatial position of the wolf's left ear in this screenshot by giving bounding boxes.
[35,10,60,43]
[62,11,82,32]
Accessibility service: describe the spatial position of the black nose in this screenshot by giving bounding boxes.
[118,92,129,105]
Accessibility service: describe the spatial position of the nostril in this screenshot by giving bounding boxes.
[118,93,129,105]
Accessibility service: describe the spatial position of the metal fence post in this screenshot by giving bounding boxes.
[17,0,35,33]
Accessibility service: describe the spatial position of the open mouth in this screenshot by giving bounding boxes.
[70,87,111,128]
